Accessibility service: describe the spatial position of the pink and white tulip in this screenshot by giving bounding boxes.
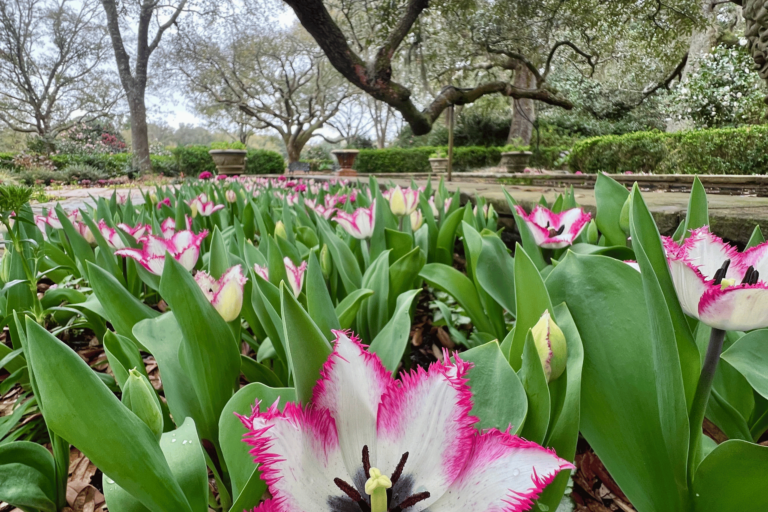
[387,186,419,216]
[35,209,81,233]
[514,205,591,249]
[188,194,225,217]
[253,263,270,282]
[225,190,237,203]
[195,265,247,322]
[98,220,126,249]
[664,226,768,331]
[115,230,208,275]
[284,257,307,298]
[410,209,424,231]
[334,203,375,239]
[159,216,192,239]
[117,222,150,241]
[239,331,572,512]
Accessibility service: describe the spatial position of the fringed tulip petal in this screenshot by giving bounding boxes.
[375,353,477,510]
[239,401,350,512]
[427,429,574,512]
[698,284,768,331]
[515,205,591,249]
[313,331,393,488]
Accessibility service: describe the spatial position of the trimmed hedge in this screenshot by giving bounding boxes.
[568,126,768,175]
[353,145,564,173]
[171,145,285,175]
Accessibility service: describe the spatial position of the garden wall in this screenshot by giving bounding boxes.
[568,125,768,175]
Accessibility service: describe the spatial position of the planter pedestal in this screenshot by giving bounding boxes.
[332,149,359,176]
[429,157,449,173]
[209,150,247,175]
[500,151,532,173]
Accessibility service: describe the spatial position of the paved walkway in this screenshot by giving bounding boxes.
[34,178,768,244]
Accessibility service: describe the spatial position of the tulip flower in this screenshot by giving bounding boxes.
[239,331,572,512]
[157,197,171,209]
[159,216,192,239]
[195,265,247,322]
[225,189,237,203]
[410,209,424,231]
[35,209,80,233]
[115,230,208,275]
[428,196,439,217]
[284,257,307,298]
[253,263,270,281]
[122,369,163,440]
[663,226,768,331]
[335,203,375,239]
[97,220,126,249]
[117,222,150,241]
[514,205,591,249]
[188,194,225,217]
[387,186,419,216]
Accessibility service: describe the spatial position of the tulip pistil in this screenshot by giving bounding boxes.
[333,447,430,511]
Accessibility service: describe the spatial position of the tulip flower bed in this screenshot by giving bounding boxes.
[1,172,768,512]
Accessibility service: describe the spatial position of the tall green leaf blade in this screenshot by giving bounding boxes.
[518,331,550,444]
[547,252,691,512]
[369,289,421,374]
[24,318,192,512]
[335,288,374,330]
[683,176,709,237]
[280,284,332,404]
[160,257,241,443]
[510,244,553,371]
[594,173,629,247]
[693,440,768,512]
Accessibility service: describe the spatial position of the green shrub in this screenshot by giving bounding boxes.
[172,145,217,176]
[246,150,284,174]
[354,148,435,173]
[568,126,768,174]
[210,141,247,150]
[0,153,15,171]
[150,155,180,176]
[62,164,107,183]
[49,153,131,175]
[16,168,66,186]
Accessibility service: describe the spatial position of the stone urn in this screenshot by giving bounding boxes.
[428,157,449,173]
[209,149,248,175]
[500,151,532,173]
[332,149,359,176]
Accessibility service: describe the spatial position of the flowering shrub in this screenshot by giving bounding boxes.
[668,43,767,128]
[55,122,128,155]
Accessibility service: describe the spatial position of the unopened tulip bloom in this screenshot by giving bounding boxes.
[531,310,567,383]
[115,230,208,275]
[514,205,591,249]
[225,189,237,203]
[664,226,768,331]
[74,222,96,245]
[335,203,375,239]
[253,263,270,281]
[239,331,572,512]
[122,369,163,440]
[284,257,307,297]
[410,209,424,231]
[387,186,419,217]
[274,221,288,240]
[195,265,247,322]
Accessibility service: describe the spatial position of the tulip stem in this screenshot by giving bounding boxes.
[687,327,726,486]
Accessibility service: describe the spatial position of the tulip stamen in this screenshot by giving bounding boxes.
[742,265,760,285]
[363,445,372,479]
[333,477,371,511]
[391,492,431,511]
[713,259,731,285]
[390,451,409,485]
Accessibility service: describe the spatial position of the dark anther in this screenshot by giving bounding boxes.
[362,445,371,479]
[390,452,409,485]
[742,266,760,285]
[556,225,565,236]
[333,478,370,511]
[391,491,431,511]
[713,259,731,285]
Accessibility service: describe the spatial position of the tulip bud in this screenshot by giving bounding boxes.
[531,310,567,383]
[487,203,497,223]
[225,189,237,203]
[388,187,407,217]
[149,191,158,204]
[274,220,287,240]
[619,196,631,235]
[586,220,599,244]
[320,244,332,279]
[410,210,424,231]
[122,369,163,440]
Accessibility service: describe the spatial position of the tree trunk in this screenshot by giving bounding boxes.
[508,66,536,145]
[127,91,151,173]
[667,0,718,132]
[286,139,303,163]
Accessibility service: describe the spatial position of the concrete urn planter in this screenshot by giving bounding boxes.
[208,150,248,175]
[332,149,360,176]
[428,157,449,173]
[500,151,533,173]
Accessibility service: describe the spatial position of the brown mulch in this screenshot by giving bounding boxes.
[571,438,637,512]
